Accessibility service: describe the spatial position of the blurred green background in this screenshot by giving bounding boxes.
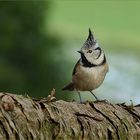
[0,0,140,104]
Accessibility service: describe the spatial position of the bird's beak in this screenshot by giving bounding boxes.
[77,50,83,54]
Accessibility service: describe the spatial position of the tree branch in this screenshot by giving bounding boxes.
[0,92,140,140]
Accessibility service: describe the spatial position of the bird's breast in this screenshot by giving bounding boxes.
[73,63,108,91]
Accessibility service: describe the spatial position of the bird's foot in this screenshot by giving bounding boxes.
[94,99,109,103]
[79,100,86,104]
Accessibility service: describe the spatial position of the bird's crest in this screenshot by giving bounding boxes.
[82,28,97,49]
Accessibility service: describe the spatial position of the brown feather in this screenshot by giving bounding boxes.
[62,82,74,91]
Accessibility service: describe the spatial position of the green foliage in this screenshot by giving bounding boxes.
[0,1,62,97]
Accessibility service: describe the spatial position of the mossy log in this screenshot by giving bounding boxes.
[0,92,140,140]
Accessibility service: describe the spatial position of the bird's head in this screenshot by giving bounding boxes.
[78,29,105,66]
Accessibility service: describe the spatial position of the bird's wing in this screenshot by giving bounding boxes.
[72,59,81,75]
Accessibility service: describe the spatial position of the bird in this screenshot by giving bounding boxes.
[62,29,109,102]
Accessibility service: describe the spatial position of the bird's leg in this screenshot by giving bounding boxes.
[89,91,99,101]
[78,91,82,103]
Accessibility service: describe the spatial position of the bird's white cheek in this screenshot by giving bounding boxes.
[93,51,100,58]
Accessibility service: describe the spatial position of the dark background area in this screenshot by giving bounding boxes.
[0,1,64,98]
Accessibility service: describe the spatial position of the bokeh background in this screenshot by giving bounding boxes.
[0,0,140,104]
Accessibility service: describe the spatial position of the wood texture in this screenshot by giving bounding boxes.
[0,92,140,140]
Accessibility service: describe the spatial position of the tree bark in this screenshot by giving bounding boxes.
[0,92,140,140]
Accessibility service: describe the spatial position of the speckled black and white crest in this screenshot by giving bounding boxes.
[82,28,97,49]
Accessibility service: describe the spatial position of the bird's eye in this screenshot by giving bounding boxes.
[88,50,92,53]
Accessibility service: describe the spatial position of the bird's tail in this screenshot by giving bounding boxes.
[62,82,74,91]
